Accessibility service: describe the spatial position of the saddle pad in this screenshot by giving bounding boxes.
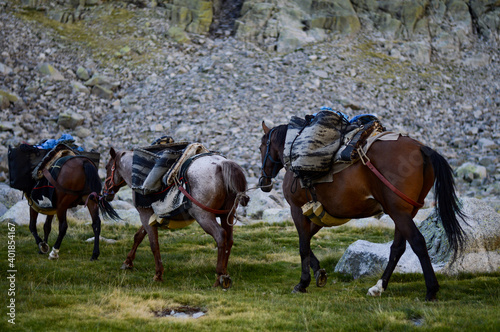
[283,111,349,172]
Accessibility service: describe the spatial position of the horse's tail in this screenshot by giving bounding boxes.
[83,160,121,221]
[220,161,249,207]
[421,146,466,258]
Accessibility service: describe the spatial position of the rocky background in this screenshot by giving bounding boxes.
[0,0,499,276]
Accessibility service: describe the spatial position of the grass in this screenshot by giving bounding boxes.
[0,219,499,331]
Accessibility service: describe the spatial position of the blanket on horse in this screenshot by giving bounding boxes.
[283,110,385,187]
[131,142,210,220]
[283,110,350,173]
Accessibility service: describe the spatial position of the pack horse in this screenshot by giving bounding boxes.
[259,116,466,301]
[104,146,248,289]
[8,143,120,261]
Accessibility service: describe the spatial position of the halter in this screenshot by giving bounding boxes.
[103,158,125,196]
[260,127,282,182]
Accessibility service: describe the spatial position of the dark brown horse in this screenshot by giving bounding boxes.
[28,156,120,260]
[104,148,248,288]
[259,122,465,301]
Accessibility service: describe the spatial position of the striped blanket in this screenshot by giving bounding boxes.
[283,111,350,173]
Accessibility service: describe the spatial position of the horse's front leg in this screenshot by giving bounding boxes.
[87,199,101,261]
[121,225,147,270]
[291,205,320,293]
[49,210,69,260]
[138,208,164,281]
[310,250,327,287]
[28,207,50,254]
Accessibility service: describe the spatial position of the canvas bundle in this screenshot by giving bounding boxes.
[283,111,350,173]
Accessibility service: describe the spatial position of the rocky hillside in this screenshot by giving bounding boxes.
[0,0,499,206]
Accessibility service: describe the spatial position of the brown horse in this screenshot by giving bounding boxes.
[28,156,120,260]
[104,147,248,288]
[259,122,465,301]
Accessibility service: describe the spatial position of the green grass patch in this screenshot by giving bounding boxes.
[0,220,498,331]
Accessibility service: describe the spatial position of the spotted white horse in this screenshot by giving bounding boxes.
[104,148,248,289]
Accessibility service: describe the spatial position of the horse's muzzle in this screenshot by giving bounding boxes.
[258,177,273,192]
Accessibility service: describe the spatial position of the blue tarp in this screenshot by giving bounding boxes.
[35,134,83,151]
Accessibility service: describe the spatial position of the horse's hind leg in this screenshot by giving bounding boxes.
[218,213,235,289]
[28,208,50,254]
[375,211,439,301]
[87,199,101,261]
[192,209,230,288]
[368,228,406,297]
[49,210,69,260]
[122,225,147,270]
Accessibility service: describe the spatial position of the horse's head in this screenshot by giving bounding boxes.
[103,147,126,201]
[259,121,285,192]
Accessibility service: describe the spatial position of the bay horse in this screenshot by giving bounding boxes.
[259,121,465,301]
[29,156,120,260]
[104,147,248,289]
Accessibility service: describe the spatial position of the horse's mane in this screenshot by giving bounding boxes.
[272,124,288,145]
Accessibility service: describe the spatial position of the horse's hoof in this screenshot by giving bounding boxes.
[121,263,133,270]
[153,275,163,282]
[425,294,438,302]
[48,248,59,260]
[315,269,327,288]
[220,275,232,289]
[90,256,99,261]
[39,242,49,254]
[367,279,384,297]
[292,284,307,294]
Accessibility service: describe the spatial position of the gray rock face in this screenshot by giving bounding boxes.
[0,2,498,230]
[335,198,500,277]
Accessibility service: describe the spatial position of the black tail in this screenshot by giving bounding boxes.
[83,161,121,221]
[421,146,467,258]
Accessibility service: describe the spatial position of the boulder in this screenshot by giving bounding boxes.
[0,184,23,210]
[57,110,85,129]
[0,200,31,225]
[37,63,65,80]
[245,188,286,220]
[335,198,500,277]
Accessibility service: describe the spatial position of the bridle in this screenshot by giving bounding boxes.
[259,127,282,184]
[103,158,126,197]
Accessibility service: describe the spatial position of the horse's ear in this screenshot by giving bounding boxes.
[262,121,271,134]
[109,147,116,158]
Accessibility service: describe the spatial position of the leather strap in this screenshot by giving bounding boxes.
[178,185,230,215]
[365,160,424,209]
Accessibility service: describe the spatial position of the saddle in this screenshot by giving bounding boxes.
[32,143,77,180]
